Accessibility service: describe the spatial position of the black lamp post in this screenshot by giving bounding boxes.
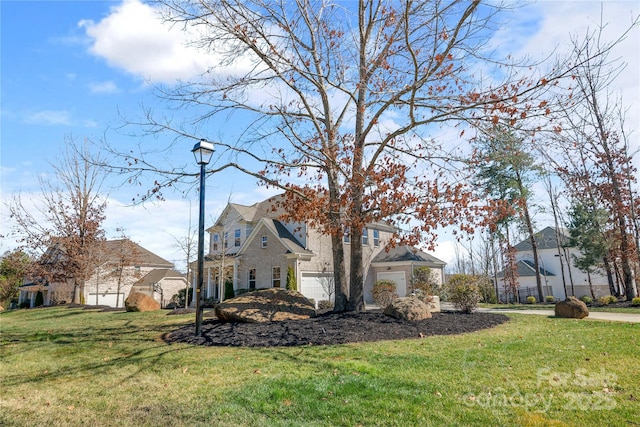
[192,139,214,336]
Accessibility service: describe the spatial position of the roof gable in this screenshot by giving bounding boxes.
[238,218,312,257]
[514,227,570,251]
[372,245,446,265]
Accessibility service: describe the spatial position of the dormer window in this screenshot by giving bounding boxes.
[235,229,241,247]
[373,229,380,247]
[213,233,219,251]
[362,227,369,245]
[261,235,268,248]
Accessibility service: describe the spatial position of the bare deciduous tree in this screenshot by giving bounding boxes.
[103,0,612,312]
[8,138,107,304]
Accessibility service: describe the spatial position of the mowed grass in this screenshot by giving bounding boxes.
[1,307,638,426]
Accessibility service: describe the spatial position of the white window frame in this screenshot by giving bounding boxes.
[248,268,256,289]
[234,228,241,247]
[272,266,281,288]
[362,227,369,245]
[373,229,380,247]
[261,235,268,248]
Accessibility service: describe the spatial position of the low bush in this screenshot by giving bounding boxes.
[318,300,333,310]
[224,281,235,300]
[526,296,537,304]
[597,295,618,306]
[579,295,593,305]
[631,297,640,307]
[447,274,481,314]
[545,295,555,303]
[372,280,398,308]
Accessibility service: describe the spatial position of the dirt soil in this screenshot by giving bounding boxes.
[163,310,509,347]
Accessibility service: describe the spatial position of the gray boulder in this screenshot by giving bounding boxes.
[214,288,316,323]
[555,296,589,319]
[384,296,432,321]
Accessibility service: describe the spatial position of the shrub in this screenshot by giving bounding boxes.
[526,296,537,304]
[447,274,481,314]
[372,280,398,308]
[224,281,235,300]
[171,288,193,308]
[19,301,30,309]
[579,295,593,305]
[545,295,555,303]
[286,266,297,291]
[411,267,437,295]
[318,300,333,310]
[203,297,217,308]
[597,295,617,306]
[477,276,498,304]
[235,288,252,296]
[631,297,640,307]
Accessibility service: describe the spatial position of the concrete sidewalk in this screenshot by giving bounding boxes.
[477,307,640,323]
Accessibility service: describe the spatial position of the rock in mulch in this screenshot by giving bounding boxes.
[214,288,316,323]
[384,296,432,321]
[125,292,160,312]
[555,296,589,319]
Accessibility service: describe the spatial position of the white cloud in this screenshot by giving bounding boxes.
[89,80,119,94]
[79,0,211,83]
[24,110,72,126]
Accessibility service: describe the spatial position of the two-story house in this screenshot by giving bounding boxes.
[496,226,610,302]
[191,195,446,306]
[18,239,187,308]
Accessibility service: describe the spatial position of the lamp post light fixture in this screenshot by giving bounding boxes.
[192,139,214,336]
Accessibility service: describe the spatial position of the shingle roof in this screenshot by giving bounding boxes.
[514,227,570,251]
[133,268,185,286]
[496,259,556,278]
[100,239,173,268]
[372,245,446,265]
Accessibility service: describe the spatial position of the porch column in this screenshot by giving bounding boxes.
[206,266,213,299]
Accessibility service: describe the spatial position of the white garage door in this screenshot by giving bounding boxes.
[376,271,407,297]
[88,293,124,307]
[300,273,333,307]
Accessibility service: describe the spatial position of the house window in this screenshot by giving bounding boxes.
[235,228,241,247]
[249,268,256,289]
[373,229,380,247]
[224,232,228,249]
[213,233,219,251]
[272,266,281,288]
[343,227,350,244]
[261,235,268,248]
[362,227,369,245]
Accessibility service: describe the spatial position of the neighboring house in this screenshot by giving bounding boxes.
[496,226,609,302]
[18,239,186,308]
[190,195,447,306]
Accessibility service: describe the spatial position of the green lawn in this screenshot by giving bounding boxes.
[1,307,638,426]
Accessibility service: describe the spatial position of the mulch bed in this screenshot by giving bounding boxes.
[163,310,509,347]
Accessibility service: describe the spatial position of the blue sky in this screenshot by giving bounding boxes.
[1,0,638,270]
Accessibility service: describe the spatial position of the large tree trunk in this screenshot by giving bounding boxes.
[519,187,544,302]
[348,223,365,312]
